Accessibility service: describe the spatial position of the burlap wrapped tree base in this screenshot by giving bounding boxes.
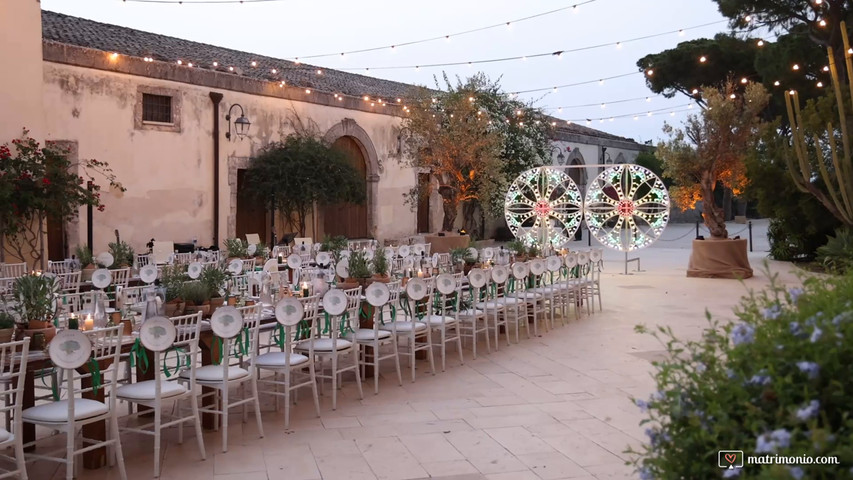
[686,238,753,279]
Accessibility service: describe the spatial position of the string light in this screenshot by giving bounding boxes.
[176,60,183,65]
[212,61,218,67]
[228,66,234,72]
[792,64,800,70]
[250,61,257,67]
[334,20,725,71]
[646,69,654,76]
[511,71,638,94]
[757,40,764,47]
[305,89,311,94]
[699,56,707,63]
[271,68,277,74]
[774,81,781,86]
[741,77,748,84]
[819,19,827,27]
[817,81,824,87]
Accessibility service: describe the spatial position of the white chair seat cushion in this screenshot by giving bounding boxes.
[423,314,457,326]
[255,351,310,368]
[379,321,428,333]
[510,291,543,299]
[295,338,353,352]
[457,308,485,318]
[345,328,392,342]
[475,298,523,309]
[528,287,555,295]
[180,365,249,382]
[117,380,187,401]
[23,399,108,423]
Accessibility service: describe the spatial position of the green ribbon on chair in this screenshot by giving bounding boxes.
[39,369,59,401]
[163,346,191,377]
[272,324,285,349]
[129,338,149,374]
[231,327,250,358]
[339,313,354,335]
[87,358,102,395]
[211,336,224,365]
[507,277,516,294]
[399,296,412,319]
[323,312,332,334]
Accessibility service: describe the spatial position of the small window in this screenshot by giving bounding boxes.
[142,93,172,123]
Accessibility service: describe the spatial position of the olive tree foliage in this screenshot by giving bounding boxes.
[243,134,365,236]
[401,73,551,233]
[657,81,770,239]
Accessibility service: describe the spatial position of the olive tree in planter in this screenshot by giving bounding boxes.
[0,129,123,268]
[656,80,769,278]
[242,134,366,238]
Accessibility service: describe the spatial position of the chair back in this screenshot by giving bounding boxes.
[269,297,308,365]
[510,262,531,295]
[136,254,151,268]
[50,326,123,419]
[110,267,131,288]
[174,253,193,265]
[241,258,256,274]
[2,263,26,279]
[48,260,74,274]
[56,270,82,294]
[144,312,203,397]
[489,265,510,300]
[0,338,29,436]
[208,306,253,380]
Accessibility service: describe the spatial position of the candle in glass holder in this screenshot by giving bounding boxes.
[417,269,423,278]
[301,281,310,297]
[83,314,94,331]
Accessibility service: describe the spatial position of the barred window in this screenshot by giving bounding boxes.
[142,93,172,123]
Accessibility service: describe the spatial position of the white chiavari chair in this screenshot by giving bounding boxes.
[117,313,206,477]
[56,271,81,294]
[508,262,542,337]
[0,338,29,480]
[457,269,490,358]
[380,279,435,383]
[256,296,321,427]
[23,327,127,480]
[1,264,26,279]
[346,281,403,395]
[425,274,464,372]
[48,260,74,274]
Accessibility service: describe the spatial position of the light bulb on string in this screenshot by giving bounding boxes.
[792,64,800,70]
[823,66,830,72]
[741,77,748,84]
[817,81,824,87]
[212,61,218,67]
[819,19,827,27]
[646,69,654,76]
[305,89,311,94]
[757,40,764,47]
[678,29,685,36]
[699,56,707,63]
[774,80,781,86]
[599,79,605,85]
[250,61,257,67]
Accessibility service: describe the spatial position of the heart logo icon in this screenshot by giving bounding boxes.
[724,453,736,464]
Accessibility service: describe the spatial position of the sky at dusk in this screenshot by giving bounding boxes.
[42,0,731,144]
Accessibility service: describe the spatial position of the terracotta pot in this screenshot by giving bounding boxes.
[336,281,359,290]
[463,263,475,275]
[23,325,57,345]
[184,304,211,317]
[371,274,390,283]
[209,297,225,308]
[0,328,13,344]
[164,300,185,317]
[27,320,53,330]
[81,266,96,282]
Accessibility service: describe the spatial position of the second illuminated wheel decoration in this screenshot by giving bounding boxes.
[504,167,583,248]
[584,164,670,252]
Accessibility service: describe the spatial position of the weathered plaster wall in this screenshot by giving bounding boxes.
[0,0,45,143]
[42,62,415,255]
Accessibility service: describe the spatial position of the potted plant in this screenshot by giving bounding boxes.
[159,264,187,317]
[0,311,15,343]
[181,281,211,317]
[11,274,59,343]
[320,235,349,262]
[527,244,540,259]
[450,246,477,274]
[224,238,248,260]
[506,240,528,261]
[75,244,96,282]
[199,265,228,312]
[371,247,390,282]
[254,241,269,260]
[346,250,372,288]
[108,239,135,268]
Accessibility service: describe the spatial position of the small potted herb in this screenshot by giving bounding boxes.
[159,264,187,316]
[108,240,135,267]
[506,240,528,261]
[450,246,477,274]
[254,241,269,260]
[347,251,372,288]
[199,265,228,312]
[321,235,349,262]
[75,244,96,282]
[371,247,390,282]
[12,274,59,343]
[181,281,211,317]
[224,238,249,260]
[0,312,16,343]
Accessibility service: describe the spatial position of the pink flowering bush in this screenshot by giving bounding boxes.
[0,129,124,266]
[630,270,853,479]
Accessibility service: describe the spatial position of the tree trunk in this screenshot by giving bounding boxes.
[440,192,458,232]
[701,173,727,239]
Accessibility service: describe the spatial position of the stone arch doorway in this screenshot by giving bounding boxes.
[324,136,369,238]
[322,119,380,239]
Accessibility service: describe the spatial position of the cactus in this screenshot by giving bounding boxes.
[785,21,853,227]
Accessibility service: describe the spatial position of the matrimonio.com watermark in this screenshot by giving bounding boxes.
[718,450,840,470]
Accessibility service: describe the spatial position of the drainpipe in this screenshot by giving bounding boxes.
[209,92,223,248]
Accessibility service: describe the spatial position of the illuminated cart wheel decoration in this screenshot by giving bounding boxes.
[504,167,583,249]
[584,164,670,252]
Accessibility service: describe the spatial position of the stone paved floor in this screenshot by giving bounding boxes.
[33,220,806,480]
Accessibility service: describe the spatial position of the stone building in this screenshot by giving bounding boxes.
[0,3,647,260]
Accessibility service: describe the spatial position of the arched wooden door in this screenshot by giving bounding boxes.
[324,136,368,238]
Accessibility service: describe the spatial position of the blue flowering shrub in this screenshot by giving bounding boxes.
[630,271,853,479]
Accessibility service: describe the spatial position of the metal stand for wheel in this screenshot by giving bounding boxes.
[623,251,641,275]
